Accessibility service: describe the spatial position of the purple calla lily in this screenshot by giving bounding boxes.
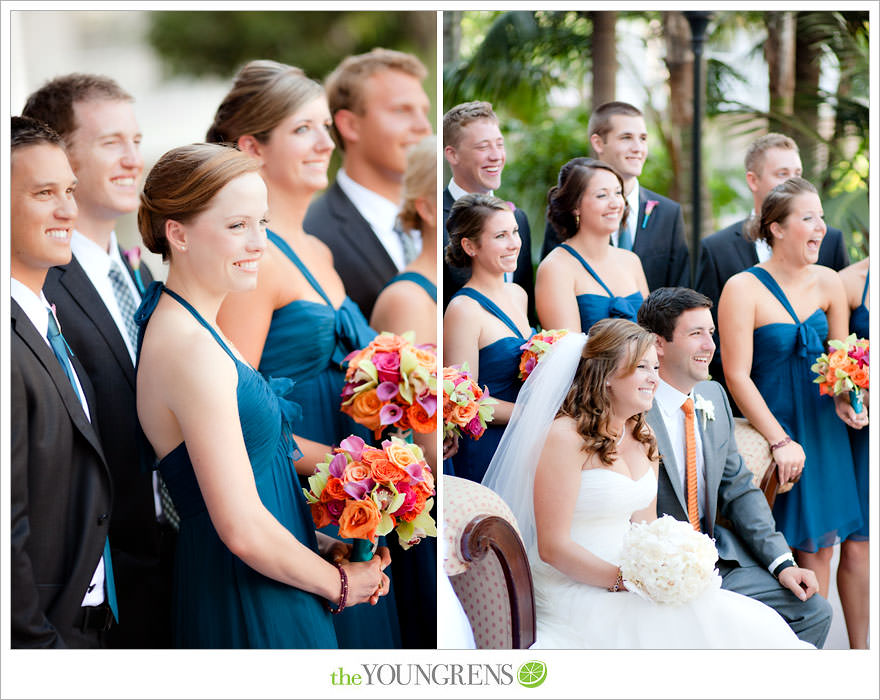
[380,403,403,425]
[376,381,399,401]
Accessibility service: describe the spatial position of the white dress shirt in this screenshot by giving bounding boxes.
[71,230,140,363]
[11,277,105,606]
[336,169,421,270]
[654,378,706,521]
[611,179,640,249]
[749,210,773,263]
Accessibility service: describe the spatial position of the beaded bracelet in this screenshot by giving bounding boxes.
[607,567,624,592]
[769,436,792,452]
[327,564,348,615]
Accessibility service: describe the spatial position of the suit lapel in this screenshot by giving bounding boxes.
[53,256,136,388]
[647,403,687,512]
[694,384,720,534]
[326,182,397,281]
[732,221,759,269]
[11,301,105,461]
[631,188,650,256]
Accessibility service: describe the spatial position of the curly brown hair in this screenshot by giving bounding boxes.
[559,318,658,466]
[547,157,628,241]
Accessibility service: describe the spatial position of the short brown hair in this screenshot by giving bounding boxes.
[744,133,799,175]
[21,73,132,144]
[398,135,436,232]
[756,176,818,248]
[11,115,65,153]
[587,101,643,149]
[206,60,323,145]
[547,157,628,241]
[138,144,261,262]
[324,48,427,149]
[442,101,498,149]
[445,193,512,269]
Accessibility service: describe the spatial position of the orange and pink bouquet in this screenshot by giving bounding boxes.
[303,435,436,551]
[811,333,869,412]
[443,363,497,441]
[518,329,570,380]
[341,331,437,439]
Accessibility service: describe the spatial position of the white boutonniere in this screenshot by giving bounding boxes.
[694,394,715,430]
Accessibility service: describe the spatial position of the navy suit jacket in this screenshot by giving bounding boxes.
[695,218,849,410]
[541,185,690,290]
[442,187,536,322]
[11,300,113,648]
[304,180,399,319]
[43,250,173,648]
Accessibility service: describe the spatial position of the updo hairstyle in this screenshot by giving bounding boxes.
[547,157,628,241]
[138,143,261,261]
[444,193,513,269]
[397,135,436,232]
[756,176,819,248]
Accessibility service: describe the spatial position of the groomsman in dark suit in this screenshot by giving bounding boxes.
[695,133,849,408]
[304,48,432,318]
[23,74,174,648]
[441,101,536,320]
[11,116,115,648]
[541,101,690,291]
[639,287,832,647]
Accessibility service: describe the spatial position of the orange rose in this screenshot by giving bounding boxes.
[338,498,381,542]
[360,446,387,466]
[451,401,478,425]
[396,408,412,431]
[342,461,371,484]
[407,403,436,434]
[402,489,428,522]
[443,366,460,381]
[414,466,435,497]
[342,389,382,431]
[310,502,333,528]
[370,334,406,353]
[850,366,868,389]
[413,347,437,371]
[829,352,850,371]
[322,477,347,502]
[370,456,408,483]
[386,443,418,470]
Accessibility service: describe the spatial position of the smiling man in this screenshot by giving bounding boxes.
[304,48,432,318]
[541,102,690,291]
[23,74,174,649]
[441,101,535,316]
[638,287,832,647]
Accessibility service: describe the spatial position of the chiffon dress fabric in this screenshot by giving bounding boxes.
[745,267,862,552]
[449,287,534,483]
[373,269,438,648]
[258,231,400,649]
[847,271,869,541]
[529,468,811,649]
[135,283,337,648]
[558,244,643,331]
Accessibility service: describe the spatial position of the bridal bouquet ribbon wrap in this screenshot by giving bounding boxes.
[619,515,721,605]
[341,331,438,439]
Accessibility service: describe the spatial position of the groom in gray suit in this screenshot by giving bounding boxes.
[638,287,832,647]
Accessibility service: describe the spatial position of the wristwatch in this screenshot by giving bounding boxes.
[772,558,796,579]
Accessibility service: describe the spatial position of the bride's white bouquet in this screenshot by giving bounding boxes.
[618,515,721,606]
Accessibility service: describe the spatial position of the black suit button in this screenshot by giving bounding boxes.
[97,513,109,525]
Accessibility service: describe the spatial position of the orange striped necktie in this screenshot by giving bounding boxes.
[681,398,700,531]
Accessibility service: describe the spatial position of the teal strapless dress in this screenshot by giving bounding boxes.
[559,244,643,332]
[450,287,534,483]
[258,231,400,649]
[135,283,337,648]
[848,271,869,541]
[746,267,862,552]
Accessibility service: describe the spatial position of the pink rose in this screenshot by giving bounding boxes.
[373,351,401,384]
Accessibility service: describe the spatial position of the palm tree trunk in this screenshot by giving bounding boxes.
[764,11,796,132]
[590,11,617,107]
[663,11,692,219]
[795,12,822,180]
[444,11,462,67]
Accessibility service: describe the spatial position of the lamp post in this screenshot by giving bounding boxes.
[684,11,713,287]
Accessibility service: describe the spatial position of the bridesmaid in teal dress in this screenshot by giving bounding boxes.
[209,61,399,649]
[837,257,870,648]
[720,177,866,618]
[443,194,534,483]
[536,158,648,335]
[370,135,438,648]
[135,144,387,648]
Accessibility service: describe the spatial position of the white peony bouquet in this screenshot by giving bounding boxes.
[618,515,721,606]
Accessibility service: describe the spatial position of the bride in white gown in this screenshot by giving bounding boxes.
[483,319,812,649]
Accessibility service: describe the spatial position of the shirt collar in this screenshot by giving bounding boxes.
[654,377,692,418]
[11,277,53,341]
[71,229,123,277]
[626,179,640,219]
[448,177,492,202]
[336,168,401,232]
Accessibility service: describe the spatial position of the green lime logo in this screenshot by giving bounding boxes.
[517,660,547,688]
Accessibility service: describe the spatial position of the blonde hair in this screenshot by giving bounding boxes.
[138,144,261,261]
[206,60,323,144]
[397,135,436,232]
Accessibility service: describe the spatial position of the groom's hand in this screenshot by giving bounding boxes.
[778,566,819,601]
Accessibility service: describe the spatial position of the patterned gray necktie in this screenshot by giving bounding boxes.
[109,260,180,531]
[394,221,417,266]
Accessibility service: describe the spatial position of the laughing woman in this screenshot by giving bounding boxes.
[135,143,387,648]
[208,60,400,649]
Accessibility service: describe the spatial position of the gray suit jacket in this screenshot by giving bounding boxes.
[646,380,789,570]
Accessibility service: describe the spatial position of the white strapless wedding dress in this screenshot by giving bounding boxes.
[530,469,813,649]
